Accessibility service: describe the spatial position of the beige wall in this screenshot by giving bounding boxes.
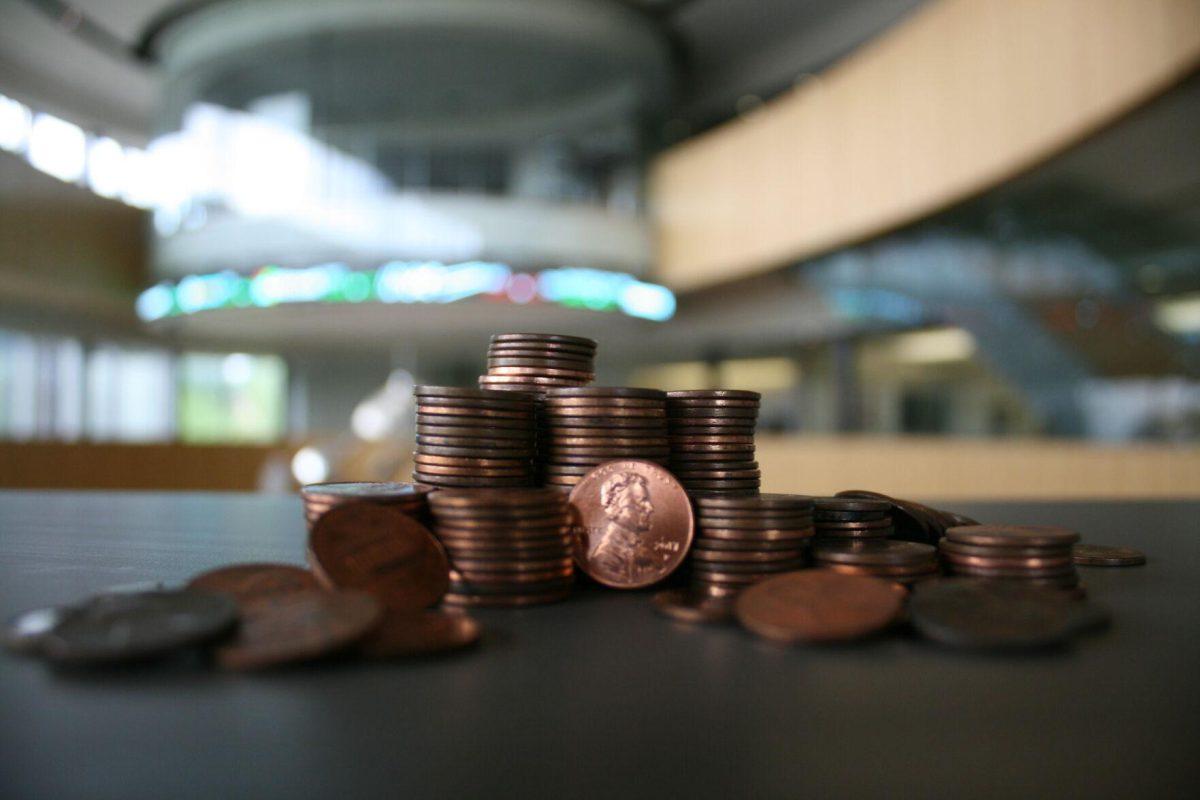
[650,0,1200,290]
[757,435,1200,500]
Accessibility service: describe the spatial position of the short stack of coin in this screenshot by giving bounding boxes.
[300,481,433,530]
[812,540,941,585]
[667,390,761,496]
[428,488,574,606]
[688,494,815,599]
[540,387,669,489]
[813,497,894,541]
[413,386,537,488]
[939,524,1081,590]
[478,333,597,395]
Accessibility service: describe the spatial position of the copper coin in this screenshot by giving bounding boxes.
[669,415,758,425]
[488,366,595,380]
[652,588,734,624]
[697,526,814,541]
[416,384,536,399]
[815,509,889,521]
[692,557,807,574]
[417,406,534,421]
[430,487,566,508]
[696,513,813,527]
[735,571,902,643]
[909,578,1095,650]
[671,444,755,454]
[216,589,381,670]
[359,609,481,658]
[814,497,891,513]
[816,518,894,530]
[442,545,571,562]
[308,502,450,610]
[541,427,666,439]
[694,536,808,551]
[671,452,757,463]
[835,490,937,544]
[488,356,592,368]
[415,396,535,412]
[670,435,756,445]
[673,468,762,479]
[812,541,936,566]
[546,446,670,456]
[820,562,940,578]
[450,555,574,572]
[492,331,596,346]
[540,416,664,428]
[669,428,757,438]
[487,342,593,356]
[815,528,893,539]
[451,567,574,585]
[544,396,663,408]
[417,424,532,439]
[545,386,663,399]
[693,570,768,586]
[1073,544,1146,566]
[443,590,570,607]
[691,548,805,563]
[412,466,532,479]
[545,407,666,419]
[549,436,672,447]
[940,551,1074,570]
[187,564,320,607]
[415,445,536,459]
[946,562,1077,578]
[937,539,1069,557]
[668,399,760,409]
[568,459,694,589]
[670,407,757,418]
[414,438,534,451]
[668,390,761,401]
[414,454,531,467]
[480,375,585,387]
[413,474,533,488]
[946,524,1081,548]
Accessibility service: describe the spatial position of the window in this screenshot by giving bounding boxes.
[178,352,287,443]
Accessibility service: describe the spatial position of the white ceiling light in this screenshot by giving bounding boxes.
[27,113,86,182]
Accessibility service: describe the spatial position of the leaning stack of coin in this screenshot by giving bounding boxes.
[540,387,669,489]
[939,524,1081,590]
[300,481,433,530]
[836,489,980,545]
[666,390,761,496]
[686,494,815,600]
[478,333,597,395]
[812,540,941,585]
[413,386,538,488]
[428,488,574,606]
[813,497,894,541]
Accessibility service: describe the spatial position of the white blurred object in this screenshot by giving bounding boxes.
[350,369,414,442]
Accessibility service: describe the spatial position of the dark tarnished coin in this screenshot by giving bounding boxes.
[545,386,664,400]
[652,588,734,624]
[359,610,481,658]
[667,390,761,401]
[1073,544,1146,566]
[569,460,694,589]
[217,589,381,670]
[947,524,1081,548]
[492,331,596,346]
[814,497,890,513]
[735,571,902,643]
[4,606,71,655]
[909,578,1096,650]
[40,590,238,665]
[187,563,320,607]
[309,502,449,610]
[813,541,937,566]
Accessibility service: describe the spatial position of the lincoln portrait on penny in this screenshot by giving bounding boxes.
[589,470,657,583]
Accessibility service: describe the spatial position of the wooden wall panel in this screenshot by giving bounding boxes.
[650,0,1200,290]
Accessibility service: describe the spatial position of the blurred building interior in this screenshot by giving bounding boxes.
[1,0,1198,498]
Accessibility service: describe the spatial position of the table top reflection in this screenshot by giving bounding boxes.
[1,491,1198,799]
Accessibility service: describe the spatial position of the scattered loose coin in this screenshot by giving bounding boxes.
[359,610,482,658]
[308,502,450,611]
[187,563,321,607]
[216,590,381,670]
[1073,544,1146,566]
[909,578,1099,651]
[40,590,239,665]
[735,571,903,643]
[652,588,734,624]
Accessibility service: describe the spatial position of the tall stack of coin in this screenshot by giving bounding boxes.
[666,390,761,496]
[413,387,537,488]
[300,481,433,530]
[939,524,1081,590]
[813,497,893,541]
[540,387,669,489]
[688,494,815,599]
[478,333,597,395]
[427,488,574,606]
[813,540,940,585]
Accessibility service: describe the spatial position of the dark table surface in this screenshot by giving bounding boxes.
[1,491,1198,800]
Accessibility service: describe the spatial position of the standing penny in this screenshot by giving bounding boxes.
[359,610,482,658]
[308,501,450,610]
[216,590,381,670]
[568,459,694,589]
[1073,544,1146,566]
[734,571,902,643]
[187,563,320,607]
[39,590,239,665]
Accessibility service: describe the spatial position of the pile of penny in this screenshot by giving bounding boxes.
[300,481,432,530]
[428,488,574,606]
[835,489,978,545]
[684,494,815,601]
[540,387,669,489]
[412,386,537,488]
[812,540,941,585]
[667,390,761,496]
[813,497,893,541]
[939,524,1081,591]
[478,332,596,395]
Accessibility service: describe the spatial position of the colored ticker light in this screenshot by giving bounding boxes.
[136,261,675,323]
